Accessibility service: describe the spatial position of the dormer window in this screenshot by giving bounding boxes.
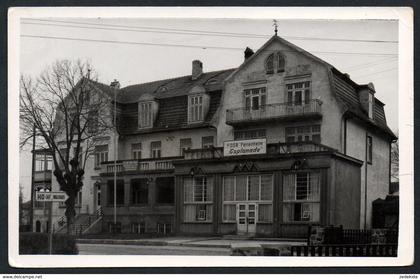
[189,95,204,123]
[138,102,153,128]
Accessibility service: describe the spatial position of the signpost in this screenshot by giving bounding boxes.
[223,138,267,157]
[35,191,67,254]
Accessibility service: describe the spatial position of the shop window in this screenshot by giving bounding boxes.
[183,176,213,222]
[286,81,311,106]
[188,95,204,123]
[131,178,148,205]
[131,222,146,234]
[107,179,125,205]
[180,138,192,156]
[222,174,273,222]
[234,129,266,140]
[285,125,321,143]
[94,145,108,168]
[156,177,174,204]
[244,87,266,111]
[367,136,373,164]
[131,143,142,159]
[283,172,320,222]
[150,141,161,158]
[138,102,153,128]
[202,136,214,149]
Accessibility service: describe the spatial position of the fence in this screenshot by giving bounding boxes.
[291,244,398,257]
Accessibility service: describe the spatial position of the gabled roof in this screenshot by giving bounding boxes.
[225,35,334,82]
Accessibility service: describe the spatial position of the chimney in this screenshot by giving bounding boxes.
[110,79,120,89]
[192,60,203,80]
[244,47,254,60]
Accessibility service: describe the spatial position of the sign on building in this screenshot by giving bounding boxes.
[224,138,267,157]
[35,191,67,202]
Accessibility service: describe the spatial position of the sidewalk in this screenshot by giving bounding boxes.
[76,236,306,248]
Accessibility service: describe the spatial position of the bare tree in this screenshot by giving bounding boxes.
[20,60,114,234]
[391,140,399,182]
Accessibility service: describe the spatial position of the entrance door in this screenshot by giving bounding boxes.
[236,203,257,235]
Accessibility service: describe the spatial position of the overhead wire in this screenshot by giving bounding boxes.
[21,18,399,44]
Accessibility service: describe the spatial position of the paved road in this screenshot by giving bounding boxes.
[78,243,231,255]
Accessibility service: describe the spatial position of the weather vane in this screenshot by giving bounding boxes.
[273,19,278,35]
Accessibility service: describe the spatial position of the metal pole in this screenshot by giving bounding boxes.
[30,126,36,231]
[113,87,117,226]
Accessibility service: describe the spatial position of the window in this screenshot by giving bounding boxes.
[286,81,311,106]
[202,136,214,149]
[244,87,266,111]
[277,53,285,73]
[138,102,153,128]
[87,110,99,134]
[156,177,175,204]
[189,95,204,122]
[75,191,82,207]
[157,223,172,234]
[265,54,274,74]
[222,174,273,222]
[283,172,320,222]
[180,138,192,156]
[183,176,213,222]
[131,179,148,205]
[285,125,321,143]
[35,154,52,171]
[73,147,83,167]
[94,145,108,168]
[150,141,161,158]
[234,129,266,140]
[131,222,146,234]
[367,136,373,164]
[131,143,142,160]
[107,179,125,205]
[368,93,374,119]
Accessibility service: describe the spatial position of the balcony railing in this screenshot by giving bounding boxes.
[183,147,224,160]
[276,141,335,154]
[226,99,322,125]
[101,157,182,174]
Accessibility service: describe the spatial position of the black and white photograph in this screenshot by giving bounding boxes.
[9,7,413,267]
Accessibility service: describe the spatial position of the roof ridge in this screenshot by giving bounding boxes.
[121,68,236,90]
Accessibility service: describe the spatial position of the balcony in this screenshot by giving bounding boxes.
[100,157,182,174]
[226,99,322,126]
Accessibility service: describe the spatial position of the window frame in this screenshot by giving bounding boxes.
[234,129,266,140]
[183,176,213,223]
[94,145,109,169]
[282,171,321,223]
[138,101,153,129]
[201,136,214,149]
[188,94,204,123]
[286,81,312,106]
[285,125,321,143]
[150,141,162,159]
[244,87,266,111]
[131,143,142,160]
[180,138,192,156]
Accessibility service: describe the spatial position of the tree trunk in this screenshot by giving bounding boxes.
[65,195,76,235]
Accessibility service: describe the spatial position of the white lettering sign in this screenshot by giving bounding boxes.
[35,191,67,202]
[224,138,267,157]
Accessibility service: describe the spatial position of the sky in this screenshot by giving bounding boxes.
[18,17,399,201]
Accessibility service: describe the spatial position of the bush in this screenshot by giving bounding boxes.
[19,232,78,254]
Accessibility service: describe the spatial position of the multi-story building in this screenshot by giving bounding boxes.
[48,34,396,237]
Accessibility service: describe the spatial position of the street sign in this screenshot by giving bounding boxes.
[35,191,67,202]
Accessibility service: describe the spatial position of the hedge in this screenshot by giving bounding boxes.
[19,232,78,254]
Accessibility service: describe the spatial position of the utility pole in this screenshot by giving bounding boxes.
[113,85,117,227]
